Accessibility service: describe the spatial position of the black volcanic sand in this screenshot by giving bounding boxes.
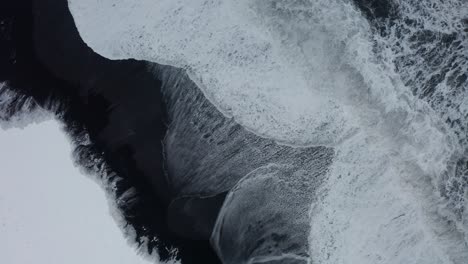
[0,0,221,263]
[0,0,403,263]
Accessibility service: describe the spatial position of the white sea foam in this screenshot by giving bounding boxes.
[0,83,51,129]
[0,120,177,264]
[0,85,179,264]
[69,0,468,262]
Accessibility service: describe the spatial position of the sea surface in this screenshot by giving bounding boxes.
[1,0,467,263]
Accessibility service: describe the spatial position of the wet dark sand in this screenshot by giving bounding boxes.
[0,0,220,263]
[0,1,403,263]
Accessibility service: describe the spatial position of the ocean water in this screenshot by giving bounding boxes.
[66,0,468,263]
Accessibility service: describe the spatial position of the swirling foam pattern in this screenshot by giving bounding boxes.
[69,0,468,263]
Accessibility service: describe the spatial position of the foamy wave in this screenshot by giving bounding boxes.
[68,0,468,262]
[0,83,51,129]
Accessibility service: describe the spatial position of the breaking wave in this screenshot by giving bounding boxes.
[69,0,468,263]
